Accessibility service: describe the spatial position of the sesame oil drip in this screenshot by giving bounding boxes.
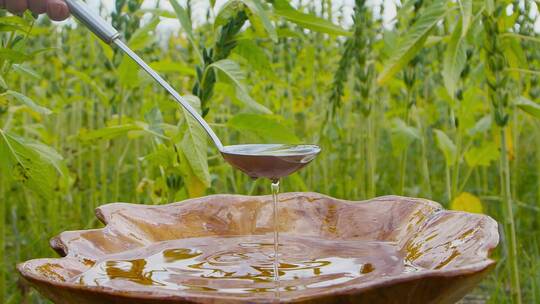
[271,180,281,299]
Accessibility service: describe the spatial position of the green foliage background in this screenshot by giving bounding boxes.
[1,0,539,303]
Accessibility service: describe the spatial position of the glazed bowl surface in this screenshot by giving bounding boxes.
[18,193,499,304]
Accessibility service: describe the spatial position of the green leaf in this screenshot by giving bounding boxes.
[233,40,272,76]
[228,113,300,144]
[3,90,52,115]
[182,94,203,113]
[378,0,447,84]
[145,107,165,144]
[425,35,445,47]
[66,68,108,101]
[12,64,41,79]
[207,59,271,113]
[217,0,276,42]
[434,129,457,166]
[235,87,272,114]
[442,20,467,98]
[137,8,176,19]
[485,0,494,15]
[0,48,30,63]
[24,139,66,175]
[95,36,114,61]
[169,0,191,35]
[468,115,492,136]
[118,55,141,88]
[149,60,195,75]
[272,0,350,36]
[179,96,211,188]
[0,24,23,32]
[465,141,499,167]
[241,0,278,42]
[390,118,420,157]
[30,47,56,57]
[0,130,58,200]
[128,17,160,51]
[81,122,168,141]
[276,28,303,38]
[170,0,203,63]
[503,35,528,81]
[80,124,142,141]
[177,148,207,198]
[514,96,540,119]
[215,1,244,29]
[0,16,30,32]
[459,0,472,37]
[139,144,175,166]
[0,75,7,90]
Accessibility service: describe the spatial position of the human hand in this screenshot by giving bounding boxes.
[1,0,70,21]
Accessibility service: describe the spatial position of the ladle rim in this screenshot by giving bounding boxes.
[220,144,322,157]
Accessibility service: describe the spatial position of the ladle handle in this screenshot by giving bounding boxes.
[65,0,120,44]
[64,0,225,151]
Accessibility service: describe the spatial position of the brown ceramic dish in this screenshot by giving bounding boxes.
[18,193,498,304]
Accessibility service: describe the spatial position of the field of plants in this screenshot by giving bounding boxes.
[1,0,539,303]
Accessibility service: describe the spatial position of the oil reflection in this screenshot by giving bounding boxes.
[75,235,404,295]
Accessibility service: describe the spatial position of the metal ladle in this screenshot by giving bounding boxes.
[65,0,320,180]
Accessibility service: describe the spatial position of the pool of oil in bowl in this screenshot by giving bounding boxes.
[74,235,417,297]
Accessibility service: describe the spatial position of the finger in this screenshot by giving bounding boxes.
[46,0,69,21]
[28,0,47,14]
[6,0,28,14]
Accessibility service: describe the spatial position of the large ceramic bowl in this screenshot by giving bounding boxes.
[18,193,498,304]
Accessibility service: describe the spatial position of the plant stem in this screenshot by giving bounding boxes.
[114,141,132,202]
[451,132,461,200]
[358,122,366,199]
[0,174,5,303]
[445,163,451,204]
[500,126,522,304]
[399,104,412,196]
[398,147,409,196]
[458,166,474,194]
[415,107,432,198]
[367,113,376,198]
[537,123,540,210]
[512,112,519,201]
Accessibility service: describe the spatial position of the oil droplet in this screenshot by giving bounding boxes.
[361,263,374,274]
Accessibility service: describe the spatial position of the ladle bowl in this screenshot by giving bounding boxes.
[221,144,321,180]
[18,193,498,304]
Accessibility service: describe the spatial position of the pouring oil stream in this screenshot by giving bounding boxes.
[271,180,281,286]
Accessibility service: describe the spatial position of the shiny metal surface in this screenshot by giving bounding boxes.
[65,0,119,44]
[114,40,224,151]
